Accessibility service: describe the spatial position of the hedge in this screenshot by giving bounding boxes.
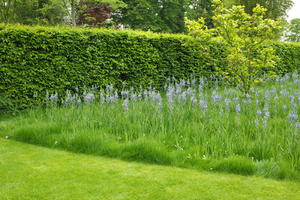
[269,42,300,74]
[0,24,300,110]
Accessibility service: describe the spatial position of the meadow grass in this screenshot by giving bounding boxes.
[0,74,299,180]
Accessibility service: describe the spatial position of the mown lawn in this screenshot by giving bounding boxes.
[0,139,299,200]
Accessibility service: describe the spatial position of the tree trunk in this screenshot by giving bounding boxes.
[71,0,76,26]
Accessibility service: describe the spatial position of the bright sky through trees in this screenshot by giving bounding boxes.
[288,0,300,20]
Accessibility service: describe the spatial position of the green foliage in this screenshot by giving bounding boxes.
[226,0,294,19]
[225,0,293,39]
[256,160,299,180]
[184,0,214,27]
[70,0,126,27]
[186,1,283,94]
[269,42,300,75]
[121,140,172,165]
[1,77,300,180]
[114,0,186,33]
[0,0,125,26]
[213,156,255,175]
[160,0,186,33]
[1,24,300,110]
[0,0,67,25]
[95,0,125,9]
[0,94,17,114]
[0,24,212,110]
[285,18,300,43]
[113,0,165,32]
[114,0,216,33]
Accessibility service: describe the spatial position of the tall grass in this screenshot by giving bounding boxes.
[1,74,299,180]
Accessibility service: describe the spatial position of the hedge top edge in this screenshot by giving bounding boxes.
[0,23,195,40]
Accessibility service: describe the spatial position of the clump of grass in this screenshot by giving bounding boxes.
[1,73,300,180]
[120,140,172,165]
[256,160,300,180]
[14,123,63,146]
[212,156,255,176]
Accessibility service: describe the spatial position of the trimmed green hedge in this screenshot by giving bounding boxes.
[0,24,300,110]
[270,42,300,75]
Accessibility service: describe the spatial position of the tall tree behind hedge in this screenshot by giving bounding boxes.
[227,0,294,19]
[112,0,165,32]
[160,0,185,33]
[77,1,113,27]
[115,0,213,33]
[285,18,300,42]
[0,0,124,26]
[67,0,125,26]
[114,0,186,33]
[0,0,66,25]
[184,0,213,26]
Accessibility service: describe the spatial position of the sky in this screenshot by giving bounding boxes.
[288,0,300,20]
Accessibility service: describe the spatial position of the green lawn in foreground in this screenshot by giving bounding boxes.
[0,139,299,200]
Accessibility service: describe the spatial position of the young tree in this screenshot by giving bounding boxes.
[186,0,282,94]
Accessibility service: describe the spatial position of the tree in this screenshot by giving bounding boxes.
[37,0,67,25]
[0,0,125,26]
[184,0,214,26]
[114,0,215,33]
[186,0,282,94]
[285,18,300,42]
[0,0,66,25]
[0,0,18,23]
[77,2,113,26]
[226,0,293,19]
[113,0,165,32]
[160,0,185,33]
[114,0,186,33]
[64,0,125,26]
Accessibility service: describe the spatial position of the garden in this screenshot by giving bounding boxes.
[1,0,300,199]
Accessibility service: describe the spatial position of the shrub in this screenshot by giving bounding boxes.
[0,24,214,110]
[0,24,300,110]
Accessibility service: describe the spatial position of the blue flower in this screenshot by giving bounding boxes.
[288,112,298,122]
[235,104,241,113]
